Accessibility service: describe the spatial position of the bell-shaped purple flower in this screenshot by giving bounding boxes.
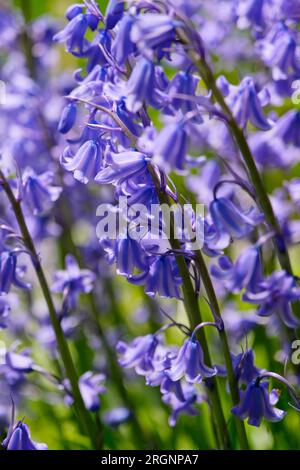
[51,254,95,312]
[115,234,149,277]
[126,57,157,113]
[272,110,300,148]
[95,151,148,185]
[167,338,216,384]
[153,121,188,171]
[162,382,199,427]
[0,297,10,329]
[53,14,91,54]
[233,349,260,385]
[58,102,77,134]
[111,15,135,65]
[0,251,30,295]
[78,372,106,412]
[22,168,62,215]
[243,270,300,328]
[218,75,271,130]
[211,246,263,293]
[61,140,103,184]
[5,350,34,374]
[2,421,48,450]
[117,334,159,375]
[232,379,286,427]
[105,0,125,29]
[103,407,131,427]
[129,255,182,299]
[209,197,263,248]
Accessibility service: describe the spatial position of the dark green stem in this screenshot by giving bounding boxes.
[0,170,100,450]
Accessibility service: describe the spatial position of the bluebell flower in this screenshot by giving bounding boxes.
[211,246,263,293]
[95,151,148,185]
[0,251,30,295]
[5,350,34,374]
[115,234,149,277]
[65,4,84,21]
[61,140,104,184]
[23,168,62,215]
[117,334,159,375]
[279,0,300,20]
[233,349,260,385]
[209,197,263,248]
[105,0,125,29]
[153,121,188,171]
[84,30,112,72]
[162,382,199,427]
[65,371,106,412]
[2,421,48,450]
[243,270,300,328]
[103,407,131,427]
[217,75,271,130]
[167,337,216,383]
[258,22,300,80]
[232,379,286,427]
[129,255,182,299]
[131,14,179,59]
[51,254,95,312]
[126,57,158,113]
[58,102,77,134]
[111,15,135,65]
[53,14,92,54]
[165,72,201,120]
[272,110,300,148]
[236,0,266,30]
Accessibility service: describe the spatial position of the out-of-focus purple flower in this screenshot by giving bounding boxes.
[22,168,62,215]
[5,350,34,374]
[187,161,221,205]
[117,334,159,375]
[236,0,267,30]
[51,254,95,311]
[0,297,10,329]
[232,379,286,426]
[79,371,106,412]
[217,76,271,130]
[272,110,300,147]
[2,421,48,450]
[0,251,30,295]
[131,14,179,59]
[129,255,182,299]
[61,140,104,184]
[58,102,77,134]
[211,246,263,293]
[162,382,199,427]
[258,23,300,80]
[103,407,131,427]
[167,337,216,384]
[243,270,300,328]
[105,0,125,29]
[285,178,300,208]
[153,121,188,171]
[208,197,263,249]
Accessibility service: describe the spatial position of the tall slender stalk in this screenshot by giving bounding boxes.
[0,170,100,450]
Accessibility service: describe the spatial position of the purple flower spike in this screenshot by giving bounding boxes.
[232,379,286,427]
[2,421,48,450]
[167,338,216,384]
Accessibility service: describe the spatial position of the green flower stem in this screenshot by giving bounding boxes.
[148,166,230,450]
[0,170,100,450]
